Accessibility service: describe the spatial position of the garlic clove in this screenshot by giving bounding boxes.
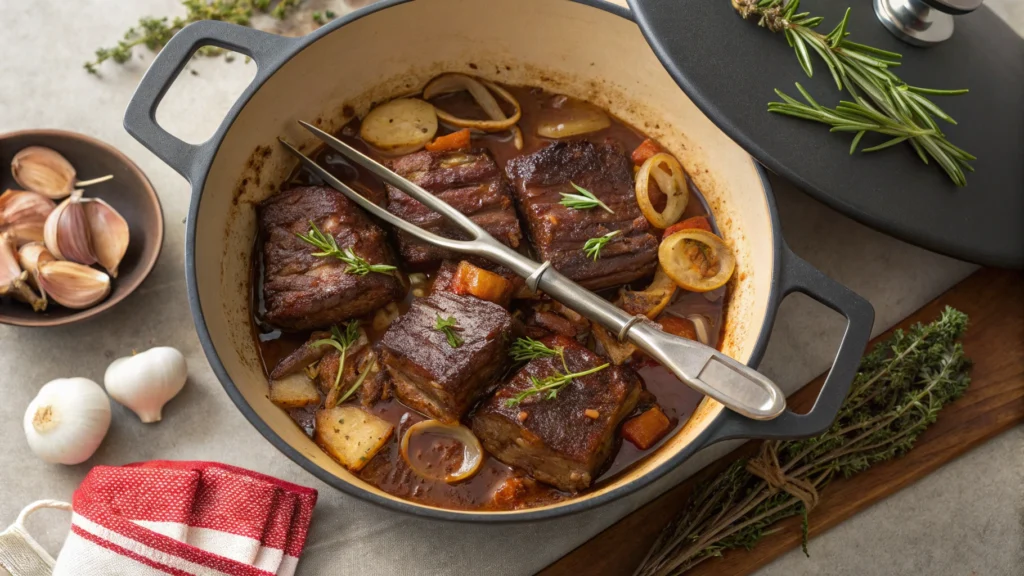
[11,147,77,200]
[0,234,46,310]
[18,242,55,294]
[104,347,188,423]
[0,189,56,246]
[23,377,111,465]
[83,198,129,278]
[43,190,97,265]
[0,232,20,286]
[36,260,110,309]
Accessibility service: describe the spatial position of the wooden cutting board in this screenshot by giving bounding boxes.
[541,268,1024,576]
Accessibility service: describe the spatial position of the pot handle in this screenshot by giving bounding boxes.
[701,242,874,444]
[123,21,297,180]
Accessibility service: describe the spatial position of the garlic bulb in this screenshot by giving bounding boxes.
[44,190,96,265]
[83,198,129,277]
[0,232,45,310]
[36,260,110,309]
[104,347,188,423]
[0,189,55,246]
[23,377,111,465]
[12,147,78,199]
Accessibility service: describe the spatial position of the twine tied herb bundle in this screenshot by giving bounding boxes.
[637,306,971,576]
[733,0,974,186]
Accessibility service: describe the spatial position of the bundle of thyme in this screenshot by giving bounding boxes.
[733,0,974,186]
[85,0,319,75]
[637,306,971,576]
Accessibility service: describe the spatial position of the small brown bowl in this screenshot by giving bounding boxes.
[0,129,163,327]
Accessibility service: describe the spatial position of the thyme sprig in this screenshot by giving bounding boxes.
[583,230,621,261]
[311,321,361,407]
[505,363,610,407]
[434,314,464,348]
[637,306,971,576]
[85,0,304,75]
[296,221,397,276]
[734,0,974,186]
[560,182,614,213]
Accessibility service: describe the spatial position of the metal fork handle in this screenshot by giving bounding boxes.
[280,130,787,420]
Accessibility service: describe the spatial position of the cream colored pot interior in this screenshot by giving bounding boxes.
[193,0,774,515]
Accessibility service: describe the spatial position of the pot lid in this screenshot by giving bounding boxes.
[626,0,1024,268]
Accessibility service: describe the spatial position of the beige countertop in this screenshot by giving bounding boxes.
[1,1,1020,575]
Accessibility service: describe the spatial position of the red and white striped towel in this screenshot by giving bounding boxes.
[53,461,317,576]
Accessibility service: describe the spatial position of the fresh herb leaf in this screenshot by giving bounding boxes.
[560,182,614,213]
[733,0,973,186]
[337,356,376,406]
[637,306,971,575]
[311,321,362,407]
[296,221,397,276]
[583,230,621,261]
[505,363,610,407]
[312,11,324,24]
[434,314,464,348]
[509,337,562,362]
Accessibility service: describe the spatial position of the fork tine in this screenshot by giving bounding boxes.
[297,120,486,239]
[277,138,469,252]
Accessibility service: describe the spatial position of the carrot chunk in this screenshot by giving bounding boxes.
[622,406,672,450]
[654,314,697,341]
[425,129,471,152]
[662,216,712,238]
[450,261,513,306]
[631,138,664,166]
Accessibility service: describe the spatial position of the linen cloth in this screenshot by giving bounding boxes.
[53,461,317,576]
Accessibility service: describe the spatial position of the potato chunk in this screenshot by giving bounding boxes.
[315,406,394,471]
[269,373,321,409]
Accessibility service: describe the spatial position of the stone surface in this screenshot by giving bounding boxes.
[0,1,1019,575]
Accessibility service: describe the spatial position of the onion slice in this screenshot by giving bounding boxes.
[400,420,484,483]
[635,153,688,229]
[659,229,736,292]
[618,266,677,320]
[423,73,522,132]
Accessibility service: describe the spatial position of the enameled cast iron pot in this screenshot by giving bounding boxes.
[123,0,874,522]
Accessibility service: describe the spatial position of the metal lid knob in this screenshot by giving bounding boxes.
[874,0,985,46]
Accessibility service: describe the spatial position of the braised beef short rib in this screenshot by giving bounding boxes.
[385,148,522,269]
[505,140,659,290]
[259,186,403,331]
[472,335,641,492]
[379,291,512,423]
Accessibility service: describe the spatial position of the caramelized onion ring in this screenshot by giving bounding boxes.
[400,420,484,483]
[659,229,736,292]
[423,74,522,132]
[636,153,688,229]
[618,266,677,320]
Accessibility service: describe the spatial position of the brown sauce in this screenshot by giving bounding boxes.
[251,82,724,511]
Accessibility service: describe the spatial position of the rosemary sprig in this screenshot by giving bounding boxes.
[734,0,974,186]
[637,307,971,576]
[560,182,614,213]
[505,363,610,407]
[85,0,303,75]
[583,230,621,261]
[312,321,361,407]
[336,356,375,406]
[296,221,397,276]
[509,337,569,372]
[434,314,464,348]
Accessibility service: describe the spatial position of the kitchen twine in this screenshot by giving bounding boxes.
[0,500,71,576]
[745,442,820,511]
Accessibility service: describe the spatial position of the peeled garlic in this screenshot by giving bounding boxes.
[44,190,96,265]
[0,189,55,246]
[83,198,129,277]
[36,260,110,309]
[11,147,78,199]
[24,377,111,465]
[0,233,46,311]
[104,347,188,423]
